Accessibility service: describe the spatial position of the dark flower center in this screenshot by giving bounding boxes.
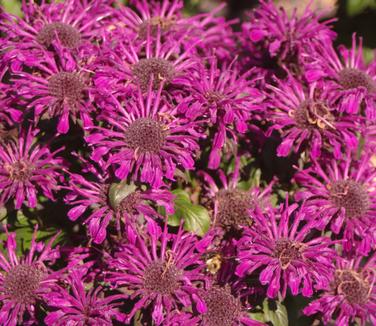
[329,180,369,219]
[6,160,34,181]
[116,192,141,216]
[138,16,177,38]
[48,72,84,106]
[202,285,242,326]
[338,68,376,93]
[216,189,254,229]
[37,22,81,48]
[335,269,370,305]
[3,264,44,305]
[132,58,175,91]
[124,118,166,153]
[143,259,180,295]
[292,100,335,130]
[274,239,303,269]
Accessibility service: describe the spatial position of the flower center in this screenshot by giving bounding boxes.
[202,285,242,326]
[204,91,225,107]
[338,68,376,93]
[2,264,44,305]
[138,16,177,38]
[48,72,84,105]
[274,239,303,269]
[291,100,335,130]
[37,22,81,48]
[329,180,369,219]
[143,259,180,295]
[216,189,254,229]
[335,269,370,305]
[5,160,34,181]
[131,58,175,91]
[124,118,166,154]
[116,192,141,216]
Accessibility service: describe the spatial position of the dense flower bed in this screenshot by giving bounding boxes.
[0,1,375,325]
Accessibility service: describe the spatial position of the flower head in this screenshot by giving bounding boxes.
[10,52,95,134]
[199,158,273,232]
[0,0,111,59]
[107,220,209,325]
[306,34,376,119]
[295,153,376,255]
[186,57,264,168]
[115,0,184,40]
[86,88,203,188]
[267,75,359,158]
[44,268,125,326]
[114,0,236,61]
[236,200,337,298]
[0,226,60,326]
[65,158,174,244]
[242,0,335,75]
[197,284,264,326]
[304,256,376,326]
[95,23,198,95]
[0,128,63,209]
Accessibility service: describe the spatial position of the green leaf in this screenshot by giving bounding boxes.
[250,298,288,326]
[263,299,289,326]
[167,189,211,236]
[248,311,266,323]
[0,206,7,220]
[346,0,373,16]
[0,211,63,256]
[108,181,137,210]
[363,47,375,65]
[1,0,22,17]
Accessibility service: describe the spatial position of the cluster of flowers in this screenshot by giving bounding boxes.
[0,0,375,325]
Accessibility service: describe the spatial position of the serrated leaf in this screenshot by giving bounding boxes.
[167,189,211,236]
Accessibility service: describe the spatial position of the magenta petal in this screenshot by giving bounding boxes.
[67,205,86,221]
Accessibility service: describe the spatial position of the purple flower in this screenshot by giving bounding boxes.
[164,311,200,326]
[242,0,335,74]
[0,84,22,128]
[199,158,274,231]
[107,220,209,325]
[44,268,125,326]
[266,75,359,158]
[295,153,376,255]
[304,256,376,326]
[10,53,95,134]
[0,0,111,58]
[0,128,63,209]
[65,158,174,244]
[197,283,265,326]
[186,57,264,168]
[0,226,60,326]
[115,0,184,40]
[306,34,376,119]
[86,88,203,188]
[236,200,337,298]
[114,0,236,62]
[94,23,197,94]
